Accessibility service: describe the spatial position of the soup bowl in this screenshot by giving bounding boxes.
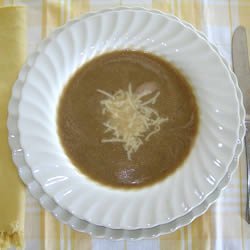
[11,8,243,229]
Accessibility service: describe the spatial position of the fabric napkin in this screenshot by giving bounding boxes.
[0,6,26,249]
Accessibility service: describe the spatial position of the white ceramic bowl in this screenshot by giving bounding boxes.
[14,8,241,229]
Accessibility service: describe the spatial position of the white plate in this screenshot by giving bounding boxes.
[8,8,245,233]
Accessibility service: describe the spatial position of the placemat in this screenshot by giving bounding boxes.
[1,0,250,249]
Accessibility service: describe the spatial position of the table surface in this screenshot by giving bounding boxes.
[2,0,250,249]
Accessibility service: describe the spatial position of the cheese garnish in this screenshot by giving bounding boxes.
[97,84,168,160]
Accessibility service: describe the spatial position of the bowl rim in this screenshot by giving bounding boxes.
[11,7,244,230]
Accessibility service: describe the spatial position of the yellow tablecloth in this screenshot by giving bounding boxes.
[0,6,26,250]
[1,0,250,249]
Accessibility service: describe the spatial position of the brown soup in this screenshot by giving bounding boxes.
[57,50,199,189]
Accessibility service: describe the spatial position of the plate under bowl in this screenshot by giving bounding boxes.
[13,8,242,229]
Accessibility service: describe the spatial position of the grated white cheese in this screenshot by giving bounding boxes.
[97,84,168,160]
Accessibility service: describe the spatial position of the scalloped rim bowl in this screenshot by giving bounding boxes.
[10,8,244,230]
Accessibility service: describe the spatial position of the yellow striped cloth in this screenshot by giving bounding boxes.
[1,0,250,249]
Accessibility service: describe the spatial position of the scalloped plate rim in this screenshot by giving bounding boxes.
[17,7,242,229]
[8,7,245,234]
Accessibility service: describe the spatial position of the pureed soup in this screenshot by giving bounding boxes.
[57,50,199,189]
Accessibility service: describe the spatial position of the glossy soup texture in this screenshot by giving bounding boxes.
[57,50,199,189]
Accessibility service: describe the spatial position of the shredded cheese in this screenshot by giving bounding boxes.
[97,84,168,160]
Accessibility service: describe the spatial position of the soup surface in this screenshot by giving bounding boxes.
[57,50,199,189]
